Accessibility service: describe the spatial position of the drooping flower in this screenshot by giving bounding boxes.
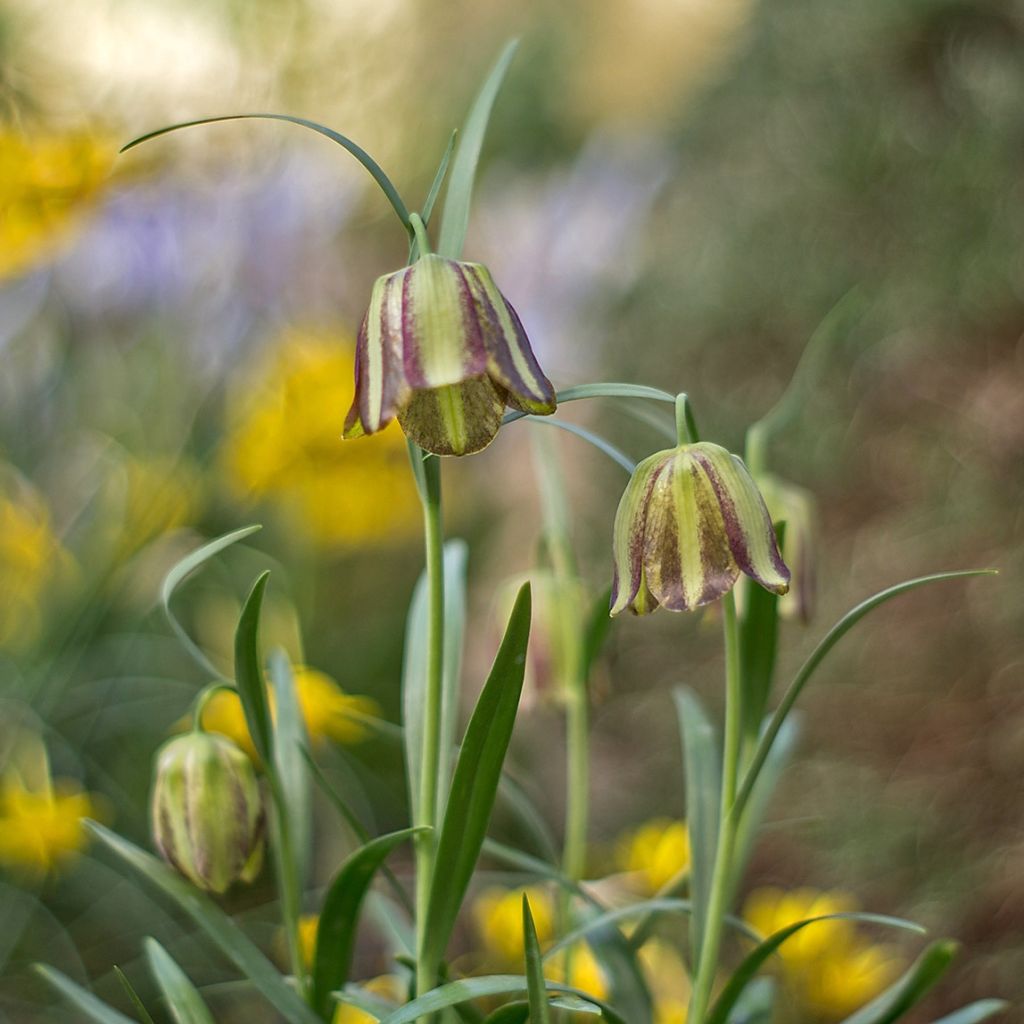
[616,818,691,894]
[610,442,790,616]
[343,254,556,456]
[150,731,265,894]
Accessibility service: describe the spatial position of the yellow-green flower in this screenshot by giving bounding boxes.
[0,777,96,876]
[0,130,113,280]
[616,818,691,894]
[343,254,556,456]
[610,443,789,615]
[223,329,419,547]
[743,887,902,1021]
[197,667,380,760]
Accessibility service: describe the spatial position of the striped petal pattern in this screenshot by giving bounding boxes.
[344,253,555,455]
[610,443,790,616]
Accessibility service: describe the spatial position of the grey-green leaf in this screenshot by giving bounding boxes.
[523,896,552,1024]
[927,1000,1009,1024]
[161,524,262,678]
[122,114,411,231]
[838,940,959,1024]
[114,966,158,1024]
[144,938,215,1024]
[312,827,424,1019]
[234,571,274,764]
[84,822,321,1024]
[34,966,135,1024]
[437,40,519,259]
[707,913,927,1024]
[421,584,531,973]
[735,571,997,818]
[675,686,722,969]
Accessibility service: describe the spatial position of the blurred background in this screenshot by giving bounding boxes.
[1,0,1022,1020]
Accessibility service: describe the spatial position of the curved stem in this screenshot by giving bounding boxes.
[190,682,236,731]
[410,213,433,259]
[411,450,445,1009]
[675,393,700,446]
[689,591,742,1023]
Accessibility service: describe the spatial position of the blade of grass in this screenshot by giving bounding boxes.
[144,938,215,1024]
[114,966,157,1024]
[122,115,411,231]
[523,897,551,1024]
[84,822,321,1024]
[233,572,274,764]
[312,828,426,1019]
[927,1001,1009,1024]
[160,525,261,678]
[437,40,519,259]
[34,966,135,1024]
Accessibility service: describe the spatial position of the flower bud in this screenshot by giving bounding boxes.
[343,253,556,455]
[150,731,265,894]
[610,442,790,615]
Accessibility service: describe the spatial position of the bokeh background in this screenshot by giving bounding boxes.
[1,0,1022,1020]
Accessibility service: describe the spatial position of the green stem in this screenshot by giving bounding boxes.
[675,392,700,446]
[190,682,235,731]
[413,450,445,1007]
[410,212,433,259]
[689,591,742,1023]
[269,775,308,1001]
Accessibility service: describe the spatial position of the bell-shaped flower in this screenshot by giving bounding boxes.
[610,442,790,615]
[343,254,556,455]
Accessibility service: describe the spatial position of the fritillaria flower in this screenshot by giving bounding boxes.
[343,254,556,455]
[610,442,790,615]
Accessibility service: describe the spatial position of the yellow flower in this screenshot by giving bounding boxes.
[298,913,319,969]
[0,777,96,875]
[198,667,380,759]
[638,941,690,1024]
[0,471,71,650]
[0,130,113,280]
[545,943,610,1003]
[473,885,555,965]
[222,329,419,548]
[103,454,204,559]
[743,887,901,1021]
[616,819,691,894]
[333,975,405,1024]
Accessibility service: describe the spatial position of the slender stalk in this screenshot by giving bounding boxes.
[689,591,742,1023]
[412,451,445,1007]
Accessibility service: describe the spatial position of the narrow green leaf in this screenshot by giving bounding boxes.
[838,940,959,1024]
[84,822,321,1024]
[927,1000,1009,1024]
[364,975,627,1024]
[675,687,722,969]
[582,586,614,679]
[727,976,775,1024]
[503,384,676,425]
[523,896,552,1024]
[423,131,458,226]
[269,651,311,887]
[160,525,262,678]
[437,40,519,259]
[729,715,800,906]
[421,584,531,972]
[706,913,927,1024]
[735,571,997,818]
[234,571,274,764]
[403,540,469,827]
[312,827,425,1019]
[114,966,158,1024]
[544,898,761,962]
[520,416,636,474]
[34,966,135,1024]
[481,1004,529,1024]
[122,114,411,230]
[144,938,215,1024]
[738,525,785,740]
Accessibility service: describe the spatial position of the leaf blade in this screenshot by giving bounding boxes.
[34,966,136,1024]
[523,896,552,1024]
[234,571,274,764]
[144,938,215,1024]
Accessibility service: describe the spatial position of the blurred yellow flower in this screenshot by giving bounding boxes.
[0,130,113,280]
[0,777,96,875]
[198,666,380,759]
[298,913,319,968]
[616,819,691,894]
[743,887,902,1021]
[473,885,555,964]
[222,330,419,548]
[473,885,608,1002]
[638,941,690,1024]
[0,471,71,650]
[105,454,204,559]
[333,975,405,1024]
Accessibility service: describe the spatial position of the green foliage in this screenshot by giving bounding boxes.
[144,938,215,1024]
